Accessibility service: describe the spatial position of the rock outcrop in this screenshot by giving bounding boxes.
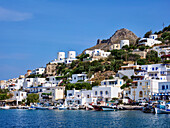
[84,28,138,51]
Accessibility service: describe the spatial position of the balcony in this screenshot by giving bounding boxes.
[142,86,146,89]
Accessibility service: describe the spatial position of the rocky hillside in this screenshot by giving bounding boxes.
[85,28,138,51]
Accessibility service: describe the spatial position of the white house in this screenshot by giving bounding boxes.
[84,49,111,61]
[152,81,170,100]
[12,91,27,105]
[50,51,77,64]
[65,89,97,106]
[141,64,169,80]
[101,78,124,87]
[120,40,129,49]
[8,78,25,91]
[138,34,162,47]
[70,74,88,83]
[23,78,46,89]
[124,79,167,101]
[38,86,65,103]
[31,67,45,75]
[43,76,63,87]
[65,78,124,106]
[117,64,141,79]
[92,85,122,102]
[152,46,170,58]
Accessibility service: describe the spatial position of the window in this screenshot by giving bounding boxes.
[87,95,90,98]
[120,81,122,85]
[21,93,23,96]
[100,91,103,95]
[144,91,147,95]
[95,91,97,95]
[155,74,157,76]
[105,91,108,95]
[166,85,168,89]
[162,85,165,90]
[140,82,142,86]
[156,67,158,70]
[152,68,154,71]
[16,93,18,96]
[68,93,72,96]
[139,91,143,97]
[104,82,106,85]
[109,81,114,85]
[77,95,80,97]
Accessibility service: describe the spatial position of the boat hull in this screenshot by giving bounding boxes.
[0,106,10,109]
[155,108,170,114]
[93,105,117,111]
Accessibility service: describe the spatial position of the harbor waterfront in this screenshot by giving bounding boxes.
[0,110,169,128]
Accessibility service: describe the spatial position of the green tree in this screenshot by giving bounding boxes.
[146,50,161,63]
[122,76,128,82]
[26,94,39,105]
[139,46,146,51]
[144,30,152,38]
[137,59,148,65]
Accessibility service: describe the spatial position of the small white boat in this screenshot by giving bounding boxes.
[48,106,54,110]
[58,105,67,110]
[155,108,170,114]
[86,105,94,110]
[28,105,36,110]
[0,106,10,109]
[155,101,170,114]
[69,105,79,110]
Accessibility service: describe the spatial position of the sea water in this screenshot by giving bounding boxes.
[0,110,169,128]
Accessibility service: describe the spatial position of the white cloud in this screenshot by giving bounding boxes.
[0,7,32,21]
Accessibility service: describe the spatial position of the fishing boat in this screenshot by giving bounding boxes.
[85,105,94,110]
[28,105,36,110]
[69,105,79,110]
[155,101,170,114]
[0,105,10,110]
[58,105,67,110]
[93,105,117,111]
[48,106,54,110]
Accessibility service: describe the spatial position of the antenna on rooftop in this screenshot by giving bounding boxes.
[163,22,165,29]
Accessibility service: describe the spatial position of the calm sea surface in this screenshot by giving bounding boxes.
[0,110,169,128]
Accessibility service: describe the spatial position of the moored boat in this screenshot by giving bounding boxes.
[93,105,117,111]
[69,105,79,110]
[0,105,10,110]
[155,101,170,114]
[58,105,67,110]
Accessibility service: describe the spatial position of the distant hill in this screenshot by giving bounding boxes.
[84,28,138,52]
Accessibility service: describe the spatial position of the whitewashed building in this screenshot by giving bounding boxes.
[153,81,170,100]
[117,64,141,79]
[23,78,46,89]
[50,51,77,64]
[152,46,170,58]
[12,91,27,105]
[43,76,63,87]
[141,64,169,80]
[84,49,111,61]
[70,74,88,83]
[31,67,45,75]
[138,34,162,47]
[120,40,129,49]
[65,89,97,106]
[124,79,167,101]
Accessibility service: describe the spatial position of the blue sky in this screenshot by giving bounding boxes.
[0,0,170,80]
